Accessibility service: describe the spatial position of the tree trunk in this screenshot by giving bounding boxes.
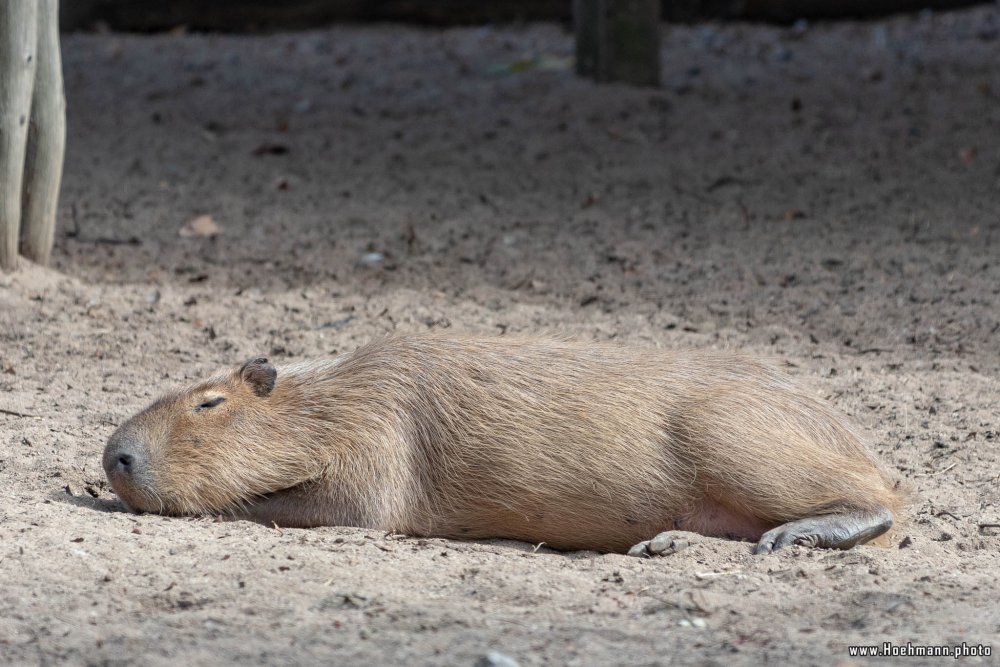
[20,0,65,267]
[0,1,38,272]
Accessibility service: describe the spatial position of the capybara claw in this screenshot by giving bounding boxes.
[627,540,652,558]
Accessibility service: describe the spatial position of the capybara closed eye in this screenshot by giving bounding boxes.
[103,334,904,555]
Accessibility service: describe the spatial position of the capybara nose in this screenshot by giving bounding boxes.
[103,432,146,480]
[103,430,155,512]
[116,452,134,472]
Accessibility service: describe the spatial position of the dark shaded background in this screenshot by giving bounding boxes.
[61,0,988,32]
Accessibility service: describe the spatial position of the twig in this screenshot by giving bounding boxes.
[695,570,745,579]
[925,462,957,477]
[67,234,141,246]
[978,523,1000,535]
[0,407,37,418]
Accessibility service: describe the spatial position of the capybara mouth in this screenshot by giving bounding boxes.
[103,469,162,514]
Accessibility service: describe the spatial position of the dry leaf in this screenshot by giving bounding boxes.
[179,215,221,238]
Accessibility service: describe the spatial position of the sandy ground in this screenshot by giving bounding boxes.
[2,6,999,665]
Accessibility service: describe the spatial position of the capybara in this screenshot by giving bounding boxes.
[103,334,903,555]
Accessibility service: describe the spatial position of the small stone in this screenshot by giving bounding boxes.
[179,214,221,238]
[243,287,264,301]
[475,652,519,667]
[358,252,385,267]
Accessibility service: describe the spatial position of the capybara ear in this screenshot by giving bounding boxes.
[240,357,276,397]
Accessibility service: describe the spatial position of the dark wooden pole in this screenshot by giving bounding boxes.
[575,0,661,87]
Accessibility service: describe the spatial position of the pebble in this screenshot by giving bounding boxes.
[475,652,519,667]
[359,252,385,266]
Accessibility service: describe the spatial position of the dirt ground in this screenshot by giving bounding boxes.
[1,5,999,665]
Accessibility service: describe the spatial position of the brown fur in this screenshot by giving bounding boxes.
[104,334,904,553]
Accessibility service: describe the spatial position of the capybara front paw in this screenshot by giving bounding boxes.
[627,531,694,558]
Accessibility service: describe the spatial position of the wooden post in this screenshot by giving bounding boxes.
[20,0,65,267]
[0,1,38,272]
[574,0,661,87]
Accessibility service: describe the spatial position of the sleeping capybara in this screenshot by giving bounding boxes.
[103,334,903,555]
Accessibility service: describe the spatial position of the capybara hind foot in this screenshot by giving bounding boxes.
[753,507,894,555]
[627,531,698,558]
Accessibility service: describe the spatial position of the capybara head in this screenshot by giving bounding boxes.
[103,357,312,515]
